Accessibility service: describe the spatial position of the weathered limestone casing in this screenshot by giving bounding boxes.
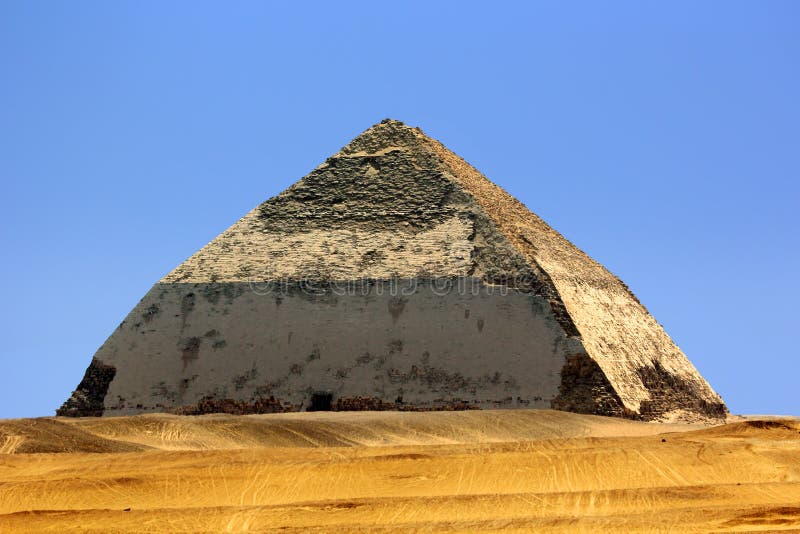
[59,119,727,421]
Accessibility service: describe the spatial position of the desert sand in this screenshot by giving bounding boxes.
[1,410,799,532]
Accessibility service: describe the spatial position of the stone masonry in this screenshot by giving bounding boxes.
[59,119,727,422]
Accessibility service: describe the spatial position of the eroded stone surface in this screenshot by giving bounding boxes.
[60,119,727,421]
[88,281,580,416]
[57,359,117,417]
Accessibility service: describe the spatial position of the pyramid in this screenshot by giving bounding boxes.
[59,119,727,421]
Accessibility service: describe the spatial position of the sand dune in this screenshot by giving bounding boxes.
[1,410,798,532]
[0,410,702,452]
[1,410,704,453]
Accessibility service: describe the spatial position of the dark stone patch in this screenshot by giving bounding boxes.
[551,353,633,418]
[202,284,222,304]
[388,339,404,354]
[233,366,258,390]
[332,396,478,411]
[178,374,198,398]
[180,337,201,370]
[307,346,321,362]
[56,358,117,417]
[333,367,349,379]
[636,361,728,420]
[173,395,290,415]
[142,304,160,323]
[359,249,386,269]
[150,381,177,403]
[356,352,374,365]
[181,293,195,315]
[387,365,468,392]
[387,297,407,322]
[384,363,509,397]
[552,354,728,421]
[222,284,245,301]
[476,317,485,332]
[180,293,196,330]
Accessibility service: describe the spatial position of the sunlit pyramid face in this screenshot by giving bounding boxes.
[59,119,726,422]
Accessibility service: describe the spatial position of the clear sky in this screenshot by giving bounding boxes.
[1,1,798,419]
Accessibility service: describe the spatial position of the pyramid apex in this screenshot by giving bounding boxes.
[337,118,426,157]
[371,118,424,134]
[371,118,421,133]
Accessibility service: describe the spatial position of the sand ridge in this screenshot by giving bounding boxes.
[2,409,701,453]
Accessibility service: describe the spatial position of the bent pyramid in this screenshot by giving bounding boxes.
[59,119,727,421]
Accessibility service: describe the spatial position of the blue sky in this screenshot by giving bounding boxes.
[1,1,798,418]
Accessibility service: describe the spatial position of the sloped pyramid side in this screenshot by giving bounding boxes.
[415,128,726,419]
[160,120,532,285]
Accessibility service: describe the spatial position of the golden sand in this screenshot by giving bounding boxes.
[1,410,798,532]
